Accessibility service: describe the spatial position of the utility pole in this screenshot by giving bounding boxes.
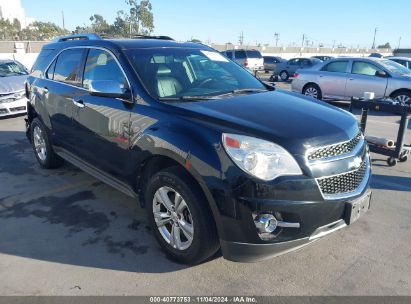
[274,32,280,47]
[239,31,244,46]
[301,34,305,48]
[371,27,378,49]
[61,11,65,30]
[397,36,402,49]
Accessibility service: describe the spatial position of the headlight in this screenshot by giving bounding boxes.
[222,133,302,181]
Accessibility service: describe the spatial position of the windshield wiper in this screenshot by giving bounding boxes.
[158,95,220,101]
[212,88,268,98]
[232,88,268,94]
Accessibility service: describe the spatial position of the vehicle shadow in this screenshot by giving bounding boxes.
[0,130,211,273]
[371,173,411,192]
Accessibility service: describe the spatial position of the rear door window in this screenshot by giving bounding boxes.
[52,49,84,86]
[82,48,128,91]
[322,61,349,73]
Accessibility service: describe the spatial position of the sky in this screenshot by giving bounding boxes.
[21,0,411,48]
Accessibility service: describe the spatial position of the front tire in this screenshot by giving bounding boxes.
[303,84,322,100]
[146,166,219,264]
[30,118,63,169]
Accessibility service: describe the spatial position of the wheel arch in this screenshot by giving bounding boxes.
[389,88,411,98]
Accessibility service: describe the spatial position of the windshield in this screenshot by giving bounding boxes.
[126,48,266,100]
[0,61,28,77]
[379,59,411,75]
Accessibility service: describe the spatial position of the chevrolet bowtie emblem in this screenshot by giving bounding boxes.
[349,157,362,170]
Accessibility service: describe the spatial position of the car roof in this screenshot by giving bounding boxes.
[386,56,411,61]
[43,37,213,52]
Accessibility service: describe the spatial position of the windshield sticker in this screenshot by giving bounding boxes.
[201,50,229,62]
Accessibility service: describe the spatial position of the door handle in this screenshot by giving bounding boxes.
[72,97,85,108]
[349,78,354,81]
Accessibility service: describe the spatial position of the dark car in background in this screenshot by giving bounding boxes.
[0,59,29,117]
[25,34,371,264]
[312,55,334,61]
[271,57,323,81]
[263,56,285,73]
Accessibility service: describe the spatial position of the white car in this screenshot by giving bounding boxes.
[221,49,264,72]
[0,60,29,117]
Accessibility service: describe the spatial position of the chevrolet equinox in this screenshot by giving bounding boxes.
[25,34,372,264]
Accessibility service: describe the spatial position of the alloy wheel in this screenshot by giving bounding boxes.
[33,126,47,161]
[394,94,411,104]
[152,186,194,250]
[280,72,288,81]
[305,87,318,98]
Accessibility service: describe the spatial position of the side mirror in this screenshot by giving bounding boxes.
[375,70,388,78]
[89,80,132,100]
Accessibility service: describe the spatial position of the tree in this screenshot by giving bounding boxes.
[89,14,110,36]
[377,42,391,49]
[124,0,154,36]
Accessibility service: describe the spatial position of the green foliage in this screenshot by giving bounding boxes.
[0,18,69,41]
[0,0,154,41]
[74,0,154,38]
[377,42,391,49]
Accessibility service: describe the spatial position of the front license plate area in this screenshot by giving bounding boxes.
[345,192,371,225]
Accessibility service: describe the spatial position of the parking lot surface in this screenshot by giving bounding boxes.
[0,95,410,295]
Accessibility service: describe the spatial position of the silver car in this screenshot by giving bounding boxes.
[292,57,411,104]
[0,60,29,117]
[273,58,322,81]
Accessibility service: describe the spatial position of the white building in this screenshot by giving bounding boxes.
[0,0,35,28]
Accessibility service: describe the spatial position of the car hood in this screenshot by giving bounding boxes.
[174,90,359,156]
[0,75,27,93]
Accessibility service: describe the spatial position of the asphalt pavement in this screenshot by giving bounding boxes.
[0,93,410,295]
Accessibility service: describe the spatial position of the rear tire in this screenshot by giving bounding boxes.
[391,91,411,105]
[30,118,63,169]
[145,166,219,264]
[303,84,322,100]
[279,70,289,81]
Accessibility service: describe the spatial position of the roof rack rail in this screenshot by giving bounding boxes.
[52,33,102,42]
[131,35,174,41]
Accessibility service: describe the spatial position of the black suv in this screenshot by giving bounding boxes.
[25,34,371,264]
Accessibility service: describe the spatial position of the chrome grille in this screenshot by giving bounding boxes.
[317,160,368,196]
[308,132,362,161]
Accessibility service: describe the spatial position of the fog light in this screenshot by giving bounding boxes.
[254,213,278,233]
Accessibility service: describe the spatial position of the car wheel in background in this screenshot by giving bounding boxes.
[30,118,63,169]
[303,84,322,100]
[279,71,289,81]
[146,166,219,264]
[392,91,411,105]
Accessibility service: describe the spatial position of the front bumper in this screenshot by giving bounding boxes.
[0,98,27,117]
[220,189,371,262]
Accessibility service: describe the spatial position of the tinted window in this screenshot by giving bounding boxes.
[289,59,299,65]
[264,57,274,64]
[235,51,246,59]
[46,59,56,79]
[322,61,348,73]
[53,49,84,85]
[82,49,127,91]
[225,51,233,58]
[246,50,262,58]
[352,61,380,76]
